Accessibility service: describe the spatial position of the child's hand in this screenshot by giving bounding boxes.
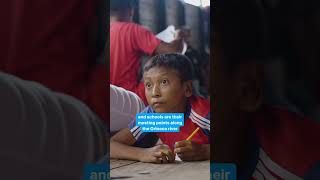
[175,29,191,40]
[139,144,175,164]
[174,140,210,161]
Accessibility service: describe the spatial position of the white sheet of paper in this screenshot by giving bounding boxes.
[156,25,176,43]
[175,153,182,162]
[156,25,187,54]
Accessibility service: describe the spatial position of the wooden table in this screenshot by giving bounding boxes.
[110,159,210,180]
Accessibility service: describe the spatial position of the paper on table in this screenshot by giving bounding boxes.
[156,25,187,54]
[175,153,182,162]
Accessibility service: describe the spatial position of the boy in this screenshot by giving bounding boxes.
[213,0,320,179]
[110,0,188,104]
[111,53,210,163]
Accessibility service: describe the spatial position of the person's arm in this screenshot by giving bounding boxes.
[110,128,142,160]
[153,29,189,54]
[154,39,184,54]
[132,24,189,55]
[111,128,175,163]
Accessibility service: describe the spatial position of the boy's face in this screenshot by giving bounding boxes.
[143,66,192,113]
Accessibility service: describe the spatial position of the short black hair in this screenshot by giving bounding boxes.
[214,0,268,71]
[110,0,136,12]
[143,53,194,82]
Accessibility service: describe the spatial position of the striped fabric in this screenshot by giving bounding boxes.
[0,72,107,179]
[190,109,210,131]
[249,106,320,179]
[110,84,145,132]
[252,149,303,180]
[128,96,210,150]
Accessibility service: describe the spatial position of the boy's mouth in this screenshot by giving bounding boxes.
[152,102,165,108]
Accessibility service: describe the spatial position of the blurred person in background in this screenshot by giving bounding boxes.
[110,0,189,104]
[0,0,108,124]
[213,0,320,179]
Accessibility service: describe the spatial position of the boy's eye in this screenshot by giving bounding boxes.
[161,79,168,85]
[145,82,152,88]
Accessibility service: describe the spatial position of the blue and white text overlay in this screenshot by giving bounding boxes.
[211,163,236,180]
[84,163,109,180]
[136,113,184,132]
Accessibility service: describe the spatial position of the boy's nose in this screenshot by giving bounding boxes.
[151,85,161,97]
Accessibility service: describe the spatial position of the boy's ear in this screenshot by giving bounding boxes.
[183,80,193,98]
[235,63,263,112]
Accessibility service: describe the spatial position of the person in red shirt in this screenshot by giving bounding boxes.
[111,54,210,163]
[0,0,108,124]
[213,0,320,179]
[110,0,188,104]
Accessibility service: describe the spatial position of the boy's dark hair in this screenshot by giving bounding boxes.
[214,0,268,72]
[110,0,136,12]
[144,53,194,82]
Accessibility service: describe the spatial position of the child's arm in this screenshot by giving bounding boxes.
[174,140,210,161]
[110,128,140,160]
[111,128,175,163]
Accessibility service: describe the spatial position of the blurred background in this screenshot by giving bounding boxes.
[131,0,211,98]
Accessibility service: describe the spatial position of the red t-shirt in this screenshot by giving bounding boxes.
[248,106,320,179]
[129,96,210,150]
[0,0,108,123]
[110,22,160,96]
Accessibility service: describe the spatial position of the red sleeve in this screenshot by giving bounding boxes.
[130,24,161,55]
